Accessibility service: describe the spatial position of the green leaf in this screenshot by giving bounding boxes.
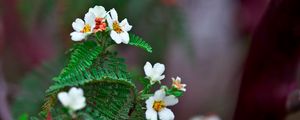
[129,100,146,120]
[82,81,135,119]
[42,50,135,114]
[18,113,29,120]
[54,41,103,81]
[129,34,152,53]
[47,52,133,92]
[166,87,184,97]
[46,81,136,120]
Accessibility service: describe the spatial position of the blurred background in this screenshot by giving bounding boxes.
[0,0,300,120]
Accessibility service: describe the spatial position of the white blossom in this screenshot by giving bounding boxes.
[144,62,165,84]
[87,5,107,32]
[70,12,96,41]
[88,5,107,18]
[145,89,178,120]
[106,8,132,44]
[57,87,86,111]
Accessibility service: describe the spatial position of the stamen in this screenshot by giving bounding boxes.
[112,21,122,33]
[153,101,166,112]
[94,17,107,32]
[81,24,91,33]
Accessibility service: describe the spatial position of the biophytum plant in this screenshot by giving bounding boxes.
[38,5,187,120]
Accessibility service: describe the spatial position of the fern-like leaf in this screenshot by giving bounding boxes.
[54,41,103,81]
[129,34,152,53]
[129,100,146,120]
[42,51,136,114]
[82,82,135,119]
[43,81,136,120]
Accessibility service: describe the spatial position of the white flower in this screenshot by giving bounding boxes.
[106,8,132,44]
[87,5,107,32]
[145,89,178,120]
[57,87,86,111]
[172,76,187,92]
[189,115,221,120]
[70,12,96,41]
[144,62,165,84]
[88,5,106,18]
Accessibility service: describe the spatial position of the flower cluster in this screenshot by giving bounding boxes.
[70,6,132,44]
[57,62,187,120]
[143,62,187,120]
[56,5,186,120]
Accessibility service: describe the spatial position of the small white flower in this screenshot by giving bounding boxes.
[106,8,132,44]
[172,76,187,92]
[145,89,178,120]
[144,62,165,84]
[70,12,96,41]
[87,5,107,32]
[88,5,107,18]
[57,87,86,111]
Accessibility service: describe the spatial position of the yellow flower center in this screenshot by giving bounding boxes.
[153,100,166,112]
[81,24,91,33]
[112,21,123,33]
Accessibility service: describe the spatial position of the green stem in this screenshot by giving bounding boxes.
[95,33,101,41]
[94,34,102,46]
[140,84,152,95]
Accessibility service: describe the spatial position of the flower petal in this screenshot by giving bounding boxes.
[146,96,155,109]
[153,89,165,100]
[146,109,158,120]
[90,6,106,17]
[176,76,181,82]
[164,95,178,106]
[70,97,86,110]
[110,8,118,21]
[158,108,175,120]
[153,63,165,76]
[84,12,96,29]
[57,92,70,107]
[110,31,122,44]
[70,32,85,41]
[120,32,129,44]
[69,87,83,97]
[72,18,84,32]
[120,18,132,32]
[144,62,153,77]
[152,75,165,82]
[106,14,113,29]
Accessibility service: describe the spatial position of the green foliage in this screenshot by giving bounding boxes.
[18,113,29,120]
[43,80,137,120]
[128,100,146,120]
[14,0,187,119]
[81,81,134,119]
[42,51,135,114]
[54,41,103,82]
[166,87,184,97]
[40,33,154,119]
[12,58,65,119]
[129,34,153,53]
[43,80,136,120]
